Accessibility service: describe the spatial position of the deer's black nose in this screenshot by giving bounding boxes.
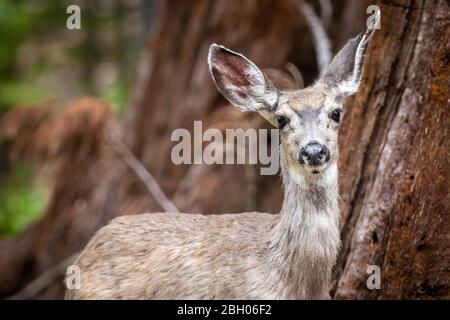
[299,142,330,166]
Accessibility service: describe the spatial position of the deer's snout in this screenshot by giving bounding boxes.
[299,142,330,167]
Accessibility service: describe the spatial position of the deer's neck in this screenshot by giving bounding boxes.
[266,162,340,299]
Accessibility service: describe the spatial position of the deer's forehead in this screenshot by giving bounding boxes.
[278,89,331,115]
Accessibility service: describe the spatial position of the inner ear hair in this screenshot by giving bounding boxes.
[208,44,279,112]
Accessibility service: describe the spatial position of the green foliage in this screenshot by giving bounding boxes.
[0,1,67,111]
[0,81,51,111]
[0,1,143,234]
[102,82,129,113]
[0,0,140,112]
[0,162,49,235]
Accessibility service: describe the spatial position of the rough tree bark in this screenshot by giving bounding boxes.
[0,0,448,299]
[334,0,450,299]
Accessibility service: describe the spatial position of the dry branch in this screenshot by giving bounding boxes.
[7,253,78,300]
[109,135,179,213]
[296,0,332,74]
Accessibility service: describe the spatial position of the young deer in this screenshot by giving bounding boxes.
[66,22,377,300]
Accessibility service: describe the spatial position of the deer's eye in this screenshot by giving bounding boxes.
[330,108,342,123]
[274,115,288,128]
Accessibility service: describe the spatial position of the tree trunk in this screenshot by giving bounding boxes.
[334,0,450,299]
[0,0,448,299]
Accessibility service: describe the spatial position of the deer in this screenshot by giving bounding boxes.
[65,17,378,300]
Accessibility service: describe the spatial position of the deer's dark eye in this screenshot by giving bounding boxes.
[330,108,342,123]
[274,115,288,128]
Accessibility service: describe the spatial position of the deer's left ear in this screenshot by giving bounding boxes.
[317,11,380,96]
[208,44,279,112]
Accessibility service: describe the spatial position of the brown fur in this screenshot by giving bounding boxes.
[66,23,377,299]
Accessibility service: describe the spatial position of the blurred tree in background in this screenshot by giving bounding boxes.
[0,0,152,235]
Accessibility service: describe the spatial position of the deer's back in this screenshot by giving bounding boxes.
[66,211,278,299]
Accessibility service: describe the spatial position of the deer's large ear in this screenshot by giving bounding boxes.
[208,44,279,112]
[317,11,379,96]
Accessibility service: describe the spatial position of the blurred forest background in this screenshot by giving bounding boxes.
[0,0,153,234]
[0,0,449,299]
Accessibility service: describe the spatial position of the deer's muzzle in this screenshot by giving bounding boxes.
[299,142,330,167]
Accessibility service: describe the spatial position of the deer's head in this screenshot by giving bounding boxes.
[208,25,376,178]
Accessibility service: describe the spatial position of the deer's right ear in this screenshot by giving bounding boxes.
[208,44,279,112]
